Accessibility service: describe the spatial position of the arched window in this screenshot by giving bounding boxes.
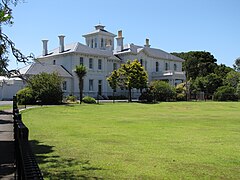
[156,62,159,72]
[140,59,143,66]
[53,60,56,65]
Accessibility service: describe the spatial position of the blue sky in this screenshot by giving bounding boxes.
[4,0,240,70]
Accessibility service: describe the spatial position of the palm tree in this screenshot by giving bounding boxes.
[74,65,87,104]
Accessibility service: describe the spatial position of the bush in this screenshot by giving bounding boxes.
[151,81,176,101]
[66,95,77,102]
[82,96,96,104]
[213,86,238,101]
[139,88,155,103]
[176,93,186,101]
[17,87,35,105]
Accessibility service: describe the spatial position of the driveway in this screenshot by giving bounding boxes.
[0,101,13,106]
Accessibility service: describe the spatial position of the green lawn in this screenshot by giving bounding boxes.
[21,102,240,179]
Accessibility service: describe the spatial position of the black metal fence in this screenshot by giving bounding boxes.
[13,96,43,180]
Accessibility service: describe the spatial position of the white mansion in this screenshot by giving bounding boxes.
[34,24,185,98]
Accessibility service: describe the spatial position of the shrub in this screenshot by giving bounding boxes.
[66,95,77,102]
[176,93,186,101]
[17,87,35,105]
[139,88,155,103]
[82,96,96,104]
[151,81,176,101]
[213,86,238,101]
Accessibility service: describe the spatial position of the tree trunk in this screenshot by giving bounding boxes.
[79,79,83,104]
[128,88,132,102]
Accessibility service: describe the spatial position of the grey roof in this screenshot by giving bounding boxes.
[116,44,184,62]
[19,63,72,78]
[83,29,116,37]
[38,42,121,61]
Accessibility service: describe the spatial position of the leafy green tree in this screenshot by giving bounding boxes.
[0,0,33,75]
[74,65,87,104]
[233,57,240,72]
[213,86,238,101]
[172,51,217,80]
[27,72,63,104]
[224,71,240,88]
[118,60,148,102]
[214,64,233,79]
[150,81,176,101]
[236,83,240,99]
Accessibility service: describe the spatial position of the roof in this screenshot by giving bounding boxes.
[83,29,116,37]
[38,42,121,61]
[115,44,184,62]
[19,63,73,78]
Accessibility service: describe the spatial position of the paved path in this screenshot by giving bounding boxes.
[0,109,15,180]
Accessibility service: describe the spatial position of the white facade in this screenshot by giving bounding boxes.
[0,77,25,100]
[37,24,185,98]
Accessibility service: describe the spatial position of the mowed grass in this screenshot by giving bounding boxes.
[21,102,240,179]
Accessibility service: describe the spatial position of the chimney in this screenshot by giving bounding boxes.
[116,30,124,52]
[58,35,65,53]
[42,39,48,56]
[144,38,151,48]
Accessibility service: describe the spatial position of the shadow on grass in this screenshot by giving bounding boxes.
[30,140,104,179]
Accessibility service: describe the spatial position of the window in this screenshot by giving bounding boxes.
[165,62,169,71]
[98,59,102,70]
[53,60,56,65]
[89,79,93,91]
[89,58,93,69]
[140,59,143,66]
[95,38,97,48]
[62,81,67,91]
[156,62,159,72]
[101,38,104,48]
[91,39,94,48]
[113,63,117,70]
[174,64,177,71]
[80,57,84,65]
[145,61,147,70]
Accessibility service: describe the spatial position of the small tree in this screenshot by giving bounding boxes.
[74,65,87,104]
[117,60,148,102]
[107,70,118,101]
[17,72,63,105]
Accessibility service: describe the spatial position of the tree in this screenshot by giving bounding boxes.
[213,86,238,101]
[172,51,217,80]
[233,57,240,72]
[107,60,148,102]
[17,72,63,104]
[74,65,87,104]
[224,71,240,89]
[0,0,33,75]
[214,64,233,79]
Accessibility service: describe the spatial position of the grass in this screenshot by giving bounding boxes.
[0,105,12,111]
[21,102,240,179]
